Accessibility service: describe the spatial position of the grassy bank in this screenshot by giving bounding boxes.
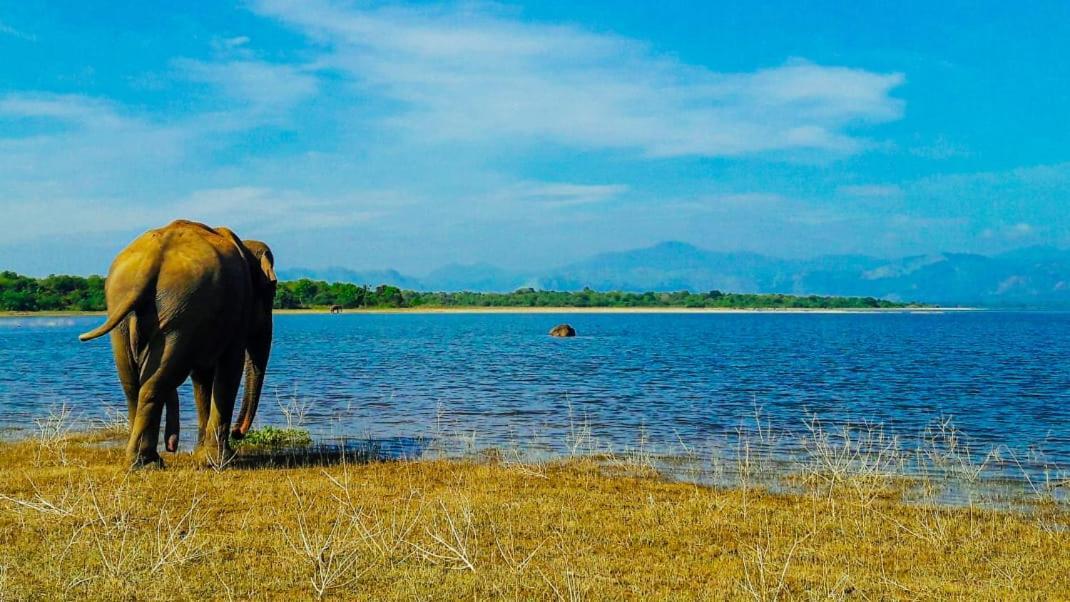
[0,430,1067,599]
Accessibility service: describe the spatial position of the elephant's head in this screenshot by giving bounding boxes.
[232,239,276,439]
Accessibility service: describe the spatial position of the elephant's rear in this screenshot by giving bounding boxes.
[83,221,252,353]
[148,222,253,358]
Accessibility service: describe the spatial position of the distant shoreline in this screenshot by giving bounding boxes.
[272,306,973,315]
[0,306,974,318]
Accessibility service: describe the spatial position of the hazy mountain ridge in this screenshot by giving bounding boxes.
[278,242,1070,306]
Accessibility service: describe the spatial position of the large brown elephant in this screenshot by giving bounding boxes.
[79,220,276,468]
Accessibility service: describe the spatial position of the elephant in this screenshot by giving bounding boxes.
[78,220,276,468]
[549,324,576,337]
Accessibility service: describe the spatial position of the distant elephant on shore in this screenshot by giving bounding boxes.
[79,220,276,468]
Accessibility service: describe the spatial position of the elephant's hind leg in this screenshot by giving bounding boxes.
[129,383,167,468]
[128,335,188,468]
[109,323,139,427]
[195,344,243,467]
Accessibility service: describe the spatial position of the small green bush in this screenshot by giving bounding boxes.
[233,426,312,449]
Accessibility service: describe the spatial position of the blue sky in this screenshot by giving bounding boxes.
[1,0,1068,275]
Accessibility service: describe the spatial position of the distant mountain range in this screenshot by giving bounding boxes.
[278,242,1070,307]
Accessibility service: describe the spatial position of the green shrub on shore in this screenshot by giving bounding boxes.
[232,426,312,449]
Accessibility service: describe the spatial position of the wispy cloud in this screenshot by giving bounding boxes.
[217,35,250,50]
[0,19,35,42]
[911,162,1070,211]
[503,182,628,208]
[174,58,319,121]
[0,52,321,200]
[251,0,904,158]
[0,185,388,245]
[176,186,386,232]
[0,94,187,197]
[981,222,1038,242]
[909,135,969,160]
[838,184,902,199]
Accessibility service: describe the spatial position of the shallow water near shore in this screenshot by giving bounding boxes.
[2,311,1069,487]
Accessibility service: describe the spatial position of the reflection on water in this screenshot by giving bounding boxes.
[1,312,1069,481]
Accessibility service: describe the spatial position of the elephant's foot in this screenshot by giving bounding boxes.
[128,451,164,470]
[193,444,236,468]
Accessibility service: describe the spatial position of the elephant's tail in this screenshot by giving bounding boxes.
[78,267,155,342]
[78,293,140,341]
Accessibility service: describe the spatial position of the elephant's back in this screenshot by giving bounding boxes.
[145,222,252,340]
[156,220,244,261]
[110,220,249,301]
[159,223,244,272]
[115,220,238,271]
[159,224,250,304]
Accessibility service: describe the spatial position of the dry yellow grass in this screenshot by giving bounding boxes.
[0,433,1068,600]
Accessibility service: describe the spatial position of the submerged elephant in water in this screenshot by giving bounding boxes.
[79,220,276,468]
[549,324,576,337]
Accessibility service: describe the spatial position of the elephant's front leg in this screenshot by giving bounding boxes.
[195,346,243,467]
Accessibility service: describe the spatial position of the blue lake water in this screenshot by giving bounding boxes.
[1,312,1069,470]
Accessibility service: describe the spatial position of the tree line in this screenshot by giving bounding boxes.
[0,272,107,311]
[0,271,914,311]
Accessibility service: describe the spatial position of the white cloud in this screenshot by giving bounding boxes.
[0,94,188,197]
[981,222,1037,242]
[909,135,969,160]
[0,186,387,245]
[220,35,250,49]
[0,94,129,128]
[0,19,35,41]
[503,182,627,208]
[1010,222,1034,237]
[0,55,320,201]
[251,0,904,158]
[175,186,383,232]
[174,58,319,120]
[915,162,1070,194]
[838,184,902,199]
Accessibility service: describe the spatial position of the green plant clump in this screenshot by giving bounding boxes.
[232,426,312,449]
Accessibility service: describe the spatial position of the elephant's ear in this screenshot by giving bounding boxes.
[258,250,277,288]
[243,240,277,293]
